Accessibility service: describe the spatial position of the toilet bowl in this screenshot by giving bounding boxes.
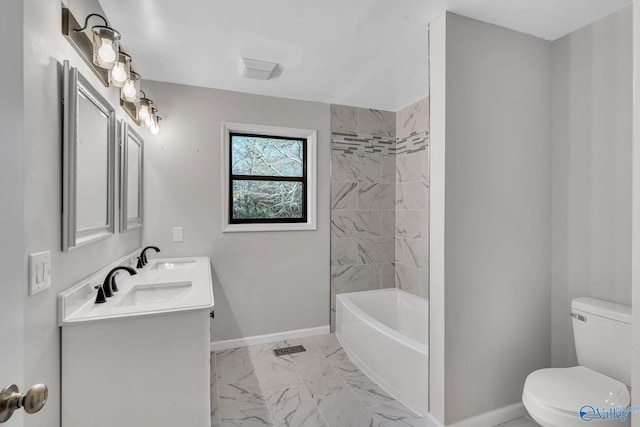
[523,366,630,427]
[522,297,632,427]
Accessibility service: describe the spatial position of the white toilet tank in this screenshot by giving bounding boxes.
[572,297,632,386]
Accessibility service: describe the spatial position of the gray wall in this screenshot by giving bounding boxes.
[329,106,396,330]
[631,1,640,420]
[22,1,143,426]
[141,80,331,342]
[0,1,25,426]
[395,98,430,299]
[430,13,552,424]
[550,6,632,369]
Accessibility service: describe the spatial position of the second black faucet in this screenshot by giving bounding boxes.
[136,246,161,269]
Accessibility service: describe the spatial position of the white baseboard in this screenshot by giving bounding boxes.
[210,325,330,352]
[426,413,446,427]
[449,402,526,427]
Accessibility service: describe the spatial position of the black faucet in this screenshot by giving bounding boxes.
[101,266,137,298]
[136,246,160,268]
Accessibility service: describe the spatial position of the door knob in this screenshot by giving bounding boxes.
[0,383,48,423]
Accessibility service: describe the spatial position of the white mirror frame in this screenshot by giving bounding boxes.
[119,121,144,232]
[62,60,116,251]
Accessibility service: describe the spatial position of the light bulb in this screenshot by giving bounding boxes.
[150,122,160,135]
[110,63,127,83]
[138,105,150,121]
[145,114,154,127]
[122,80,137,100]
[97,39,116,64]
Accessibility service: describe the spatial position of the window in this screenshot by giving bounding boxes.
[222,123,317,232]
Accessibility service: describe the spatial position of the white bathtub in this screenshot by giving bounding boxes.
[336,288,429,416]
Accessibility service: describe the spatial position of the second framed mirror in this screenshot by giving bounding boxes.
[119,121,144,232]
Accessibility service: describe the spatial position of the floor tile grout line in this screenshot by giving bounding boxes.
[247,346,277,426]
[310,336,377,425]
[290,339,333,427]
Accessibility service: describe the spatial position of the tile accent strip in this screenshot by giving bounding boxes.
[331,133,396,156]
[395,130,429,154]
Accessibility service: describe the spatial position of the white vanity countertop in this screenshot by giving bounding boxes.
[58,256,214,326]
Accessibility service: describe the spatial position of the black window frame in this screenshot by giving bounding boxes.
[228,132,308,224]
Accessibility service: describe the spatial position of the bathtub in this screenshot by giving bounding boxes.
[336,288,428,416]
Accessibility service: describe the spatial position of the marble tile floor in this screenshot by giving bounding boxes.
[210,333,538,427]
[210,333,431,427]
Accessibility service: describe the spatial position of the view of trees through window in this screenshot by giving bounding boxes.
[230,133,306,222]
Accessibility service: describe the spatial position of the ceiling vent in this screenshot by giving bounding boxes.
[238,58,278,80]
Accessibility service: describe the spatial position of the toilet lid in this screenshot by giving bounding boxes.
[524,366,630,415]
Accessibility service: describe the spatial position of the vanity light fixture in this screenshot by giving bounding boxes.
[109,52,131,87]
[121,71,141,103]
[136,94,153,122]
[145,107,158,128]
[149,116,162,135]
[74,14,121,70]
[62,7,163,134]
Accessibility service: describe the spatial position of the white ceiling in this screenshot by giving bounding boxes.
[98,0,630,111]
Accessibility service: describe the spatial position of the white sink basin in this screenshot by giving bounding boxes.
[151,261,196,270]
[117,282,192,307]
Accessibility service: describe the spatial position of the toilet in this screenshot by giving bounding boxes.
[523,297,632,427]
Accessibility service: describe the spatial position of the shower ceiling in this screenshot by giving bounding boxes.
[98,0,630,111]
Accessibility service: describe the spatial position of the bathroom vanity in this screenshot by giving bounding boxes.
[58,255,214,427]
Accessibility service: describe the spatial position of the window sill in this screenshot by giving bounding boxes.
[223,222,317,233]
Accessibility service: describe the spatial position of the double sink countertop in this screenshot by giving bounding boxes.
[58,257,214,326]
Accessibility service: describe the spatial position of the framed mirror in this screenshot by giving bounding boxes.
[119,121,144,232]
[62,60,116,251]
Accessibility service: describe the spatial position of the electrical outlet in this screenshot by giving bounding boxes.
[29,251,51,296]
[172,227,184,242]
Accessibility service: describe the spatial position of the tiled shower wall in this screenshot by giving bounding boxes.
[330,106,396,330]
[395,99,430,299]
[329,99,429,330]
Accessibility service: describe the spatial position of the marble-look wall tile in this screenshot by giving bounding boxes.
[396,238,429,270]
[330,104,398,331]
[380,210,395,237]
[396,180,429,210]
[331,105,357,135]
[357,237,395,264]
[395,263,429,300]
[357,183,395,210]
[396,210,428,240]
[380,263,395,289]
[331,211,381,238]
[396,151,428,183]
[331,152,381,182]
[330,238,357,266]
[357,108,396,137]
[381,155,396,184]
[397,97,429,137]
[331,182,357,210]
[331,265,380,294]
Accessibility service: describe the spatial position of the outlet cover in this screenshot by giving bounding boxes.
[172,227,184,242]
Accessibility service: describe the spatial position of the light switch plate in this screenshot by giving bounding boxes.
[29,251,51,296]
[172,227,184,242]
